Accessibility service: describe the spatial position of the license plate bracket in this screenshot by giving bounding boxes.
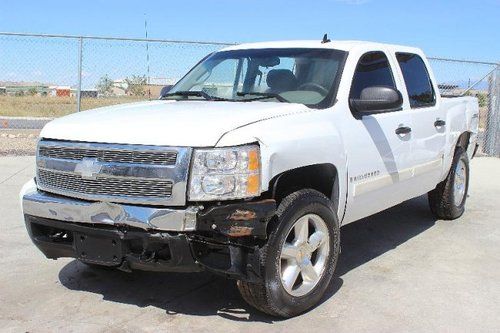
[74,232,123,265]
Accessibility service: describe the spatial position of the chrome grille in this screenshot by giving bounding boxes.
[36,140,192,206]
[39,145,177,165]
[38,169,173,198]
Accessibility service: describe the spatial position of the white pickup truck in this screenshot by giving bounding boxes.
[21,39,479,317]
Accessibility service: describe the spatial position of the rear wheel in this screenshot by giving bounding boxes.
[428,147,469,219]
[237,189,340,317]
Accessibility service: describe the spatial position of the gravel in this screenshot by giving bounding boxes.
[0,129,40,156]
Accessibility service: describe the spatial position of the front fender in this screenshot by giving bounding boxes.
[216,109,348,218]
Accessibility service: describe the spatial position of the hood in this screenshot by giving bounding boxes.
[41,100,310,147]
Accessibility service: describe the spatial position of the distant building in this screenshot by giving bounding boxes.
[111,79,128,96]
[438,84,487,97]
[109,77,178,97]
[149,77,178,86]
[4,85,50,96]
[146,78,178,97]
[0,87,6,95]
[438,84,459,91]
[81,90,98,98]
[49,86,71,97]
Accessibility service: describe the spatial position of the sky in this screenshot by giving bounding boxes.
[0,0,498,61]
[0,0,498,89]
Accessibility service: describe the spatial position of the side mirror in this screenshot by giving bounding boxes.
[160,85,173,97]
[350,86,403,113]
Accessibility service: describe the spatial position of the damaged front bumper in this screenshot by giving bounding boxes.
[21,180,276,282]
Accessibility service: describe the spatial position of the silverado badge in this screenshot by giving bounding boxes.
[74,158,102,180]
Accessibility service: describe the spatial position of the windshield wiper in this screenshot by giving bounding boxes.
[161,91,230,101]
[236,92,289,103]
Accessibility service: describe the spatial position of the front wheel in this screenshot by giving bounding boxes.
[428,147,470,219]
[237,189,340,317]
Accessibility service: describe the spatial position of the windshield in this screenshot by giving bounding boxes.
[165,48,346,108]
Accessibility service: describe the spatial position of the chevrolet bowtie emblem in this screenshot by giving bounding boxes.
[74,158,102,180]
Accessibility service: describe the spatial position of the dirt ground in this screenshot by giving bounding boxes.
[0,95,145,118]
[0,129,40,156]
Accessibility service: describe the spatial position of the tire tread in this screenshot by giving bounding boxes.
[237,189,337,317]
[428,147,468,220]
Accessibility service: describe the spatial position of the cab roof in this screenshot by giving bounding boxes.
[220,40,423,55]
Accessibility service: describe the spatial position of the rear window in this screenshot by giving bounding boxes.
[396,53,435,108]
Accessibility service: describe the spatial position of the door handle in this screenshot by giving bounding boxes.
[395,126,412,135]
[434,119,446,127]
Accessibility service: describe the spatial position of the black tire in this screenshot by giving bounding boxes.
[237,189,340,318]
[428,147,469,219]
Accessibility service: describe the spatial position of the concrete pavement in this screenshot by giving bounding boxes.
[1,156,499,332]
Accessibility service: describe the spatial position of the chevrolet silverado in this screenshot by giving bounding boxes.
[20,39,479,317]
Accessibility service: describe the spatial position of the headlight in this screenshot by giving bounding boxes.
[188,145,261,201]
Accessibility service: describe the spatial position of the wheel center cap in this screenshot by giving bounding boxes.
[297,245,311,261]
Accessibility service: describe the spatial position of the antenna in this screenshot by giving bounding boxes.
[321,33,331,44]
[144,14,151,100]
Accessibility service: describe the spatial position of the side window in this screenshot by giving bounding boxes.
[396,53,435,108]
[350,51,396,99]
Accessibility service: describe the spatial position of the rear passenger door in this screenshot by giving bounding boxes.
[395,52,446,194]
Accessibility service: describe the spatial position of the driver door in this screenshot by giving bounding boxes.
[342,50,414,223]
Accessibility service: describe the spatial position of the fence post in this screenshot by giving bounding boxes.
[485,67,500,156]
[76,37,83,112]
[495,67,500,157]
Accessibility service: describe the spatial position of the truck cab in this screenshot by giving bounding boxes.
[20,39,479,317]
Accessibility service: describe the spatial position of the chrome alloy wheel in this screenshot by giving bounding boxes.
[454,159,467,206]
[279,214,330,297]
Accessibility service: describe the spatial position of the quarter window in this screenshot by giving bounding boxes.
[350,51,396,99]
[396,53,435,108]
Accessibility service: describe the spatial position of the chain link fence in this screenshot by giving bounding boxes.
[0,32,229,119]
[0,32,498,156]
[428,57,499,156]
